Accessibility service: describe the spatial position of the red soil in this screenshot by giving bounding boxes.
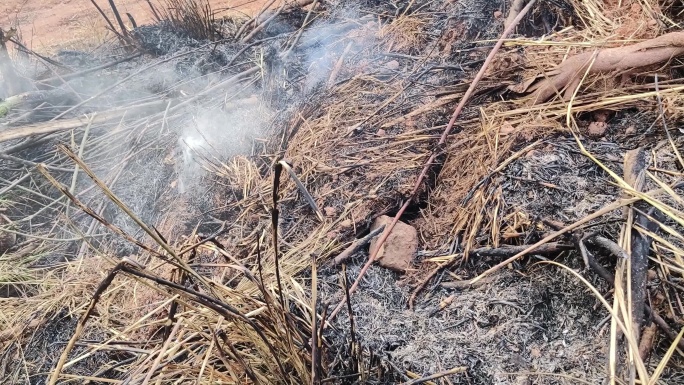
[1,0,270,53]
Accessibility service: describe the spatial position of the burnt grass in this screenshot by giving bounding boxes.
[319,261,609,384]
[2,0,684,384]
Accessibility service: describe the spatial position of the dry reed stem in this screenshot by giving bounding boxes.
[240,1,286,43]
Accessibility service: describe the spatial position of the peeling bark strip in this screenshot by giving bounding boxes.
[530,32,684,104]
[623,148,649,342]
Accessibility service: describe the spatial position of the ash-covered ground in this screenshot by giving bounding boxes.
[319,262,608,384]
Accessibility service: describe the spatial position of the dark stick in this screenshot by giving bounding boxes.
[145,0,162,22]
[311,255,320,385]
[471,242,574,258]
[215,331,261,384]
[177,222,227,255]
[88,0,125,41]
[341,264,360,376]
[8,37,67,69]
[162,246,198,340]
[126,13,138,29]
[580,234,684,351]
[578,238,614,284]
[272,161,286,309]
[626,147,650,341]
[316,303,329,379]
[270,161,299,369]
[107,0,130,38]
[256,235,266,288]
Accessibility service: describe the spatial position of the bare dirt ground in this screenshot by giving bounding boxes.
[1,0,268,53]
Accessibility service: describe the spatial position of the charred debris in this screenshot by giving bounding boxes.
[1,0,684,384]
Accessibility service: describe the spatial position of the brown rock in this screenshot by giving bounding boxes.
[369,215,418,272]
[493,10,503,18]
[587,121,607,137]
[385,60,400,71]
[324,206,337,217]
[592,110,610,123]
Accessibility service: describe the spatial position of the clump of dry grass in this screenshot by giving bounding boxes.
[4,149,317,384]
[159,0,220,41]
[380,13,430,52]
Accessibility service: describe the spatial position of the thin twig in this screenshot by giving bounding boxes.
[281,0,319,58]
[400,366,467,385]
[40,53,142,85]
[107,0,130,38]
[333,225,385,265]
[88,0,126,41]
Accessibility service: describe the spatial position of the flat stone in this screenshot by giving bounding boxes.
[587,121,607,137]
[385,60,400,70]
[369,215,418,273]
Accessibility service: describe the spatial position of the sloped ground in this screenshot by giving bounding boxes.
[1,0,684,384]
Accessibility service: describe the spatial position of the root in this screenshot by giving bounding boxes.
[504,0,526,31]
[530,31,684,104]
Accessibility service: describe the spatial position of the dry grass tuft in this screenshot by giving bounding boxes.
[159,0,220,41]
